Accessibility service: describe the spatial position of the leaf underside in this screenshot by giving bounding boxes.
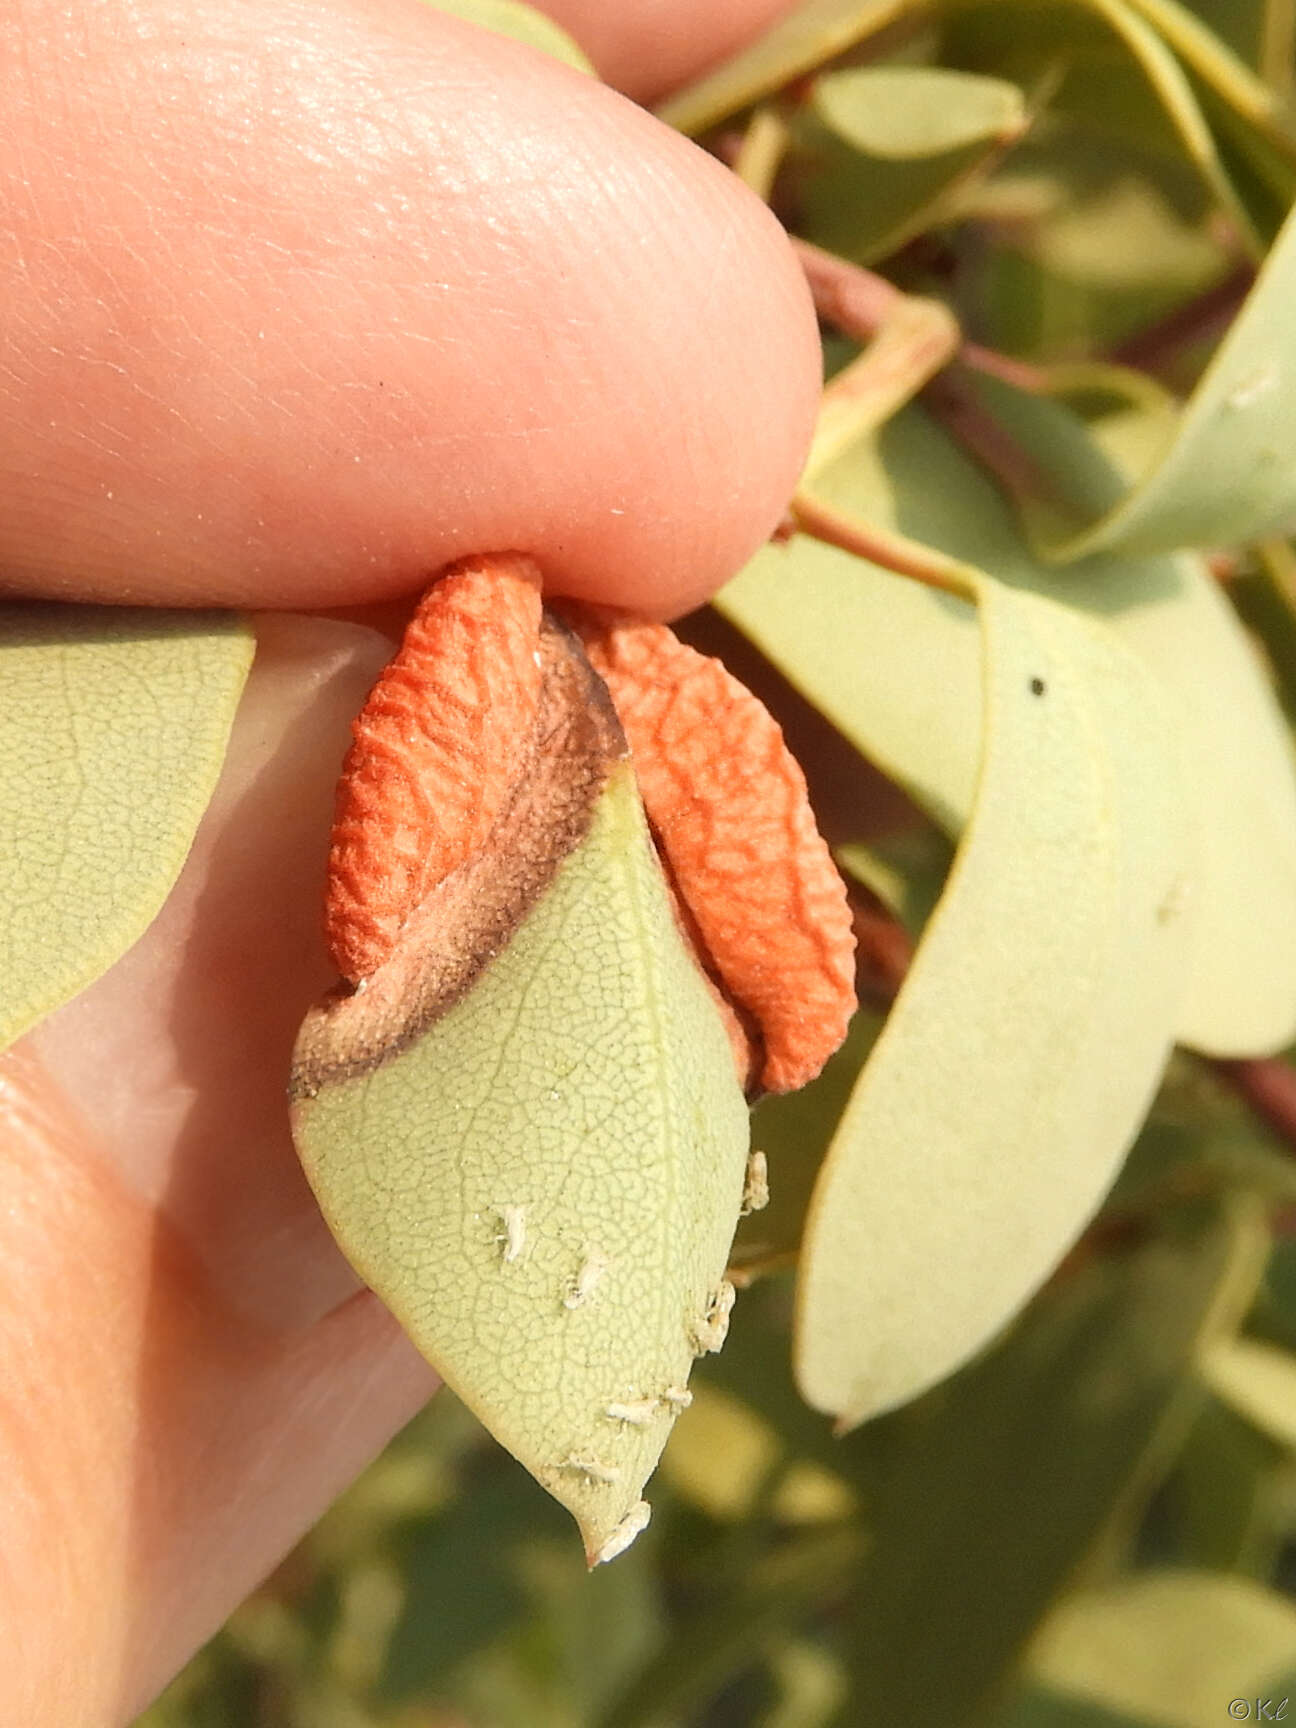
[795,577,1191,1425]
[720,391,1296,1055]
[292,622,750,1560]
[0,605,254,1053]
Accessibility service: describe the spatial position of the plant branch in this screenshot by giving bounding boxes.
[1213,1056,1296,1156]
[786,492,979,600]
[732,106,791,203]
[793,239,1048,392]
[921,367,1060,511]
[1109,265,1254,377]
[1216,1050,1296,1161]
[805,294,961,479]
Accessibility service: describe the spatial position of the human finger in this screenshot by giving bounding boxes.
[2,0,819,619]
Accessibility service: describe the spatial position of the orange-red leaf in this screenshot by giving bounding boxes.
[325,554,543,981]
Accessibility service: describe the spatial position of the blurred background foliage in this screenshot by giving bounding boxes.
[140,0,1296,1721]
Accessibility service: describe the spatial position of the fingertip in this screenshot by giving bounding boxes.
[536,0,804,105]
[2,0,819,619]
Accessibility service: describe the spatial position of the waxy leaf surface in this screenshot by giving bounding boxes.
[1027,1571,1296,1728]
[795,578,1191,1424]
[721,391,1296,1054]
[654,0,909,135]
[815,66,1026,158]
[800,68,1028,262]
[1035,192,1296,557]
[292,623,750,1561]
[0,605,253,1051]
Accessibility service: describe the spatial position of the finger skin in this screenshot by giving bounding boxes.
[538,0,803,103]
[5,621,438,1728]
[2,0,819,618]
[0,0,819,1715]
[0,1044,433,1727]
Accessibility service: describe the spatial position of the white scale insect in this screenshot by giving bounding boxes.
[494,1204,526,1264]
[563,1247,609,1310]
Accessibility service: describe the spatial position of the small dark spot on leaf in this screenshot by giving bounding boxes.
[1029,677,1046,697]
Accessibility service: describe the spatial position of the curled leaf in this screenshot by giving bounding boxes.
[722,387,1296,1055]
[1032,194,1296,558]
[794,578,1191,1425]
[0,605,253,1052]
[292,619,750,1560]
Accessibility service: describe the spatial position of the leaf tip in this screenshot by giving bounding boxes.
[585,1498,652,1568]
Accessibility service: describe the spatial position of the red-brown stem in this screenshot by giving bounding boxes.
[789,492,977,599]
[1214,1056,1296,1156]
[849,894,912,1007]
[1109,264,1254,376]
[793,238,1048,392]
[922,368,1061,511]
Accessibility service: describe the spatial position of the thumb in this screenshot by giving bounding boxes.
[2,0,818,618]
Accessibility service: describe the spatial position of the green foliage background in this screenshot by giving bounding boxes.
[138,0,1296,1722]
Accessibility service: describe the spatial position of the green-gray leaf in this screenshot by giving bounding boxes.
[1198,1333,1296,1448]
[0,605,253,1052]
[1027,1570,1296,1728]
[654,0,911,136]
[291,621,750,1561]
[721,389,1296,1055]
[1034,193,1296,558]
[795,577,1191,1424]
[815,65,1027,158]
[799,70,1029,263]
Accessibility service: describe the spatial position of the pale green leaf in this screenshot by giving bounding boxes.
[722,388,1296,1055]
[718,530,982,835]
[1039,361,1182,482]
[654,0,912,136]
[1032,194,1296,558]
[946,0,1263,249]
[969,380,1296,1054]
[797,103,1026,264]
[707,1203,1256,1728]
[1199,1334,1296,1447]
[761,1641,850,1728]
[0,605,253,1052]
[1028,1571,1296,1728]
[814,66,1026,157]
[1171,1392,1286,1575]
[423,0,593,71]
[795,577,1191,1424]
[729,1013,883,1288]
[292,764,750,1562]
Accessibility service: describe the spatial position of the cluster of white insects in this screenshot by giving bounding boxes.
[477,1144,771,1563]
